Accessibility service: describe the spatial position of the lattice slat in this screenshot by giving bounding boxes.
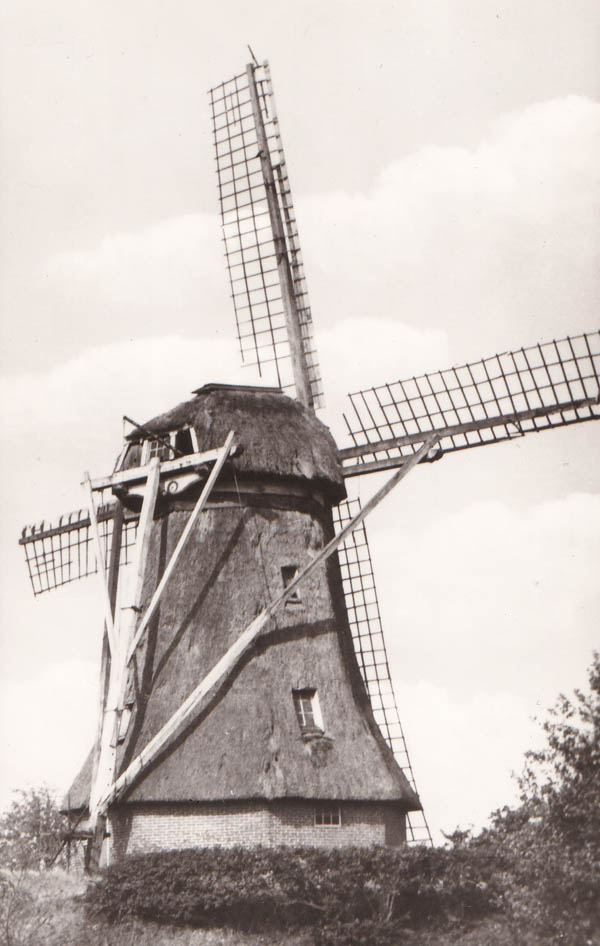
[20,498,138,596]
[334,498,432,845]
[342,331,600,474]
[209,61,323,408]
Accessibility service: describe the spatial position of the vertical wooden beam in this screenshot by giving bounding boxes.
[83,473,117,656]
[88,462,161,868]
[118,458,162,665]
[246,62,313,410]
[88,457,160,870]
[86,500,124,873]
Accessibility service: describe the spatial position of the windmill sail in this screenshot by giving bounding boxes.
[209,60,324,409]
[334,498,431,845]
[19,500,137,596]
[341,330,600,476]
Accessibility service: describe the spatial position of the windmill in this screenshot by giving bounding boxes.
[19,56,600,868]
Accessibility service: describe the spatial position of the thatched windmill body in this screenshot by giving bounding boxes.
[19,58,600,866]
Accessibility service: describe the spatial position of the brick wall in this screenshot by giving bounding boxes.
[109,800,406,861]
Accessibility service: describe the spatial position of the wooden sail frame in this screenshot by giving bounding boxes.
[208,61,324,409]
[334,498,432,845]
[341,330,600,476]
[18,445,238,596]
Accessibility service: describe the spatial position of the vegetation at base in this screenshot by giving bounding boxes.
[1,653,598,945]
[86,652,600,946]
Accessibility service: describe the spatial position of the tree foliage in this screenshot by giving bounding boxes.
[466,650,600,944]
[0,787,68,870]
[520,649,600,843]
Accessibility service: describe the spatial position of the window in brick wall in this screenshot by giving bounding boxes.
[293,688,324,735]
[314,805,341,827]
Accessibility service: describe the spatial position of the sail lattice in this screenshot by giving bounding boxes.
[19,495,138,596]
[209,61,323,408]
[342,331,600,475]
[334,498,432,845]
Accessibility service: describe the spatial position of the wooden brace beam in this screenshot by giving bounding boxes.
[87,443,238,492]
[125,431,236,665]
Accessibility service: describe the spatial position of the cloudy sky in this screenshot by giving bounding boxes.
[1,0,599,841]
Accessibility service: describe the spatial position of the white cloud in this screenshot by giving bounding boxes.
[372,492,600,696]
[298,95,600,360]
[48,214,225,314]
[362,490,599,839]
[0,660,97,809]
[27,94,599,381]
[395,679,543,839]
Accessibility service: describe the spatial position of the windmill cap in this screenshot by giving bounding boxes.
[129,383,346,502]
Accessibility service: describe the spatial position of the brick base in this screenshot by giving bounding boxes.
[108,799,407,861]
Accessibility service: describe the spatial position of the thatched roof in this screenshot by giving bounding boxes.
[127,384,345,503]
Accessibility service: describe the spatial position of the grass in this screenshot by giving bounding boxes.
[0,869,314,946]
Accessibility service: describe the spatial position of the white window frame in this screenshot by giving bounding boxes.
[138,426,198,466]
[293,688,324,734]
[314,805,341,828]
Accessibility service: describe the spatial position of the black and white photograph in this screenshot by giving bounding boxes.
[1,2,598,943]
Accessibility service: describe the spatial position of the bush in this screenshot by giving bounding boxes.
[85,843,500,934]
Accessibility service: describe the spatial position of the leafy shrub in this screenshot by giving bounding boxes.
[86,843,500,933]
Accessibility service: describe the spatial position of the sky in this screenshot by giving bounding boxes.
[0,0,599,843]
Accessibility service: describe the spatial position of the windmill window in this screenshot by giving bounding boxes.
[117,705,133,744]
[293,688,324,735]
[148,438,173,462]
[137,427,198,466]
[314,806,341,827]
[122,442,143,470]
[281,565,302,607]
[175,427,194,456]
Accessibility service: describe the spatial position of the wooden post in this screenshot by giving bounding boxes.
[118,458,162,669]
[88,462,161,867]
[97,435,438,812]
[86,500,124,873]
[83,473,117,656]
[246,63,312,409]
